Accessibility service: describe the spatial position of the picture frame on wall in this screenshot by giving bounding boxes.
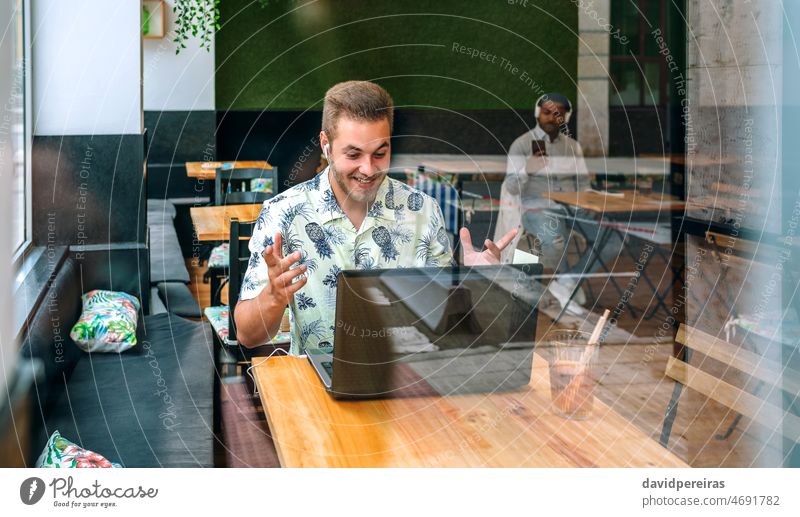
[142,0,165,38]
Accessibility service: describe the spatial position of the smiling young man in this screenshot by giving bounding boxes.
[234,81,516,353]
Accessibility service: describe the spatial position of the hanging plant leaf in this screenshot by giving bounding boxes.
[173,0,220,54]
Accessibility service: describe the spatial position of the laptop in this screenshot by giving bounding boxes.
[306,263,544,399]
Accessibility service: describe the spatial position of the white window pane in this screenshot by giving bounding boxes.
[9,0,26,252]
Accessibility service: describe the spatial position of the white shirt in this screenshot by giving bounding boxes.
[503,125,590,206]
[494,126,590,262]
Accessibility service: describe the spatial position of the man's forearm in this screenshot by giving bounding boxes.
[233,291,286,348]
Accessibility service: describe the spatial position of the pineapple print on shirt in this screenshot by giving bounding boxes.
[238,167,453,355]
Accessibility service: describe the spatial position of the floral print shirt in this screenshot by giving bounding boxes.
[239,168,453,355]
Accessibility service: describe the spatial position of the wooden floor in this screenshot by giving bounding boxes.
[186,248,772,467]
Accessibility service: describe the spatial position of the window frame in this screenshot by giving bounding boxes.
[11,0,33,266]
[609,0,669,108]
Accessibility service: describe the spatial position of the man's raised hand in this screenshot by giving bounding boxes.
[460,227,518,266]
[260,231,308,309]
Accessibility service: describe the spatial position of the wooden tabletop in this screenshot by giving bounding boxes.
[391,154,684,177]
[645,153,736,167]
[186,160,272,180]
[251,355,688,467]
[387,154,507,175]
[445,198,501,212]
[686,195,763,215]
[584,157,669,176]
[189,204,263,241]
[420,155,508,176]
[544,191,686,214]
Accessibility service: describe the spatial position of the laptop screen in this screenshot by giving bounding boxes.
[331,264,544,397]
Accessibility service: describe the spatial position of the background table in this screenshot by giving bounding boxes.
[389,154,508,236]
[389,153,505,175]
[418,155,507,177]
[390,155,677,240]
[190,204,262,241]
[544,190,685,214]
[186,160,272,181]
[251,355,689,467]
[391,154,675,178]
[543,191,685,320]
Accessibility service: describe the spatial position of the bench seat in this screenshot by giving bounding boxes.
[34,313,215,467]
[23,257,215,467]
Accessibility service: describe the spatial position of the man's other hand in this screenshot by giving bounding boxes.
[459,227,518,265]
[526,154,548,174]
[261,231,308,309]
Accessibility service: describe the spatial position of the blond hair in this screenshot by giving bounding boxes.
[321,81,394,140]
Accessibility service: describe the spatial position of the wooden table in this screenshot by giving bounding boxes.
[641,153,736,167]
[418,155,508,177]
[251,355,689,467]
[190,204,262,241]
[186,160,272,181]
[391,154,678,178]
[392,154,681,233]
[449,191,686,217]
[544,190,686,214]
[584,157,670,176]
[542,191,686,321]
[389,153,506,176]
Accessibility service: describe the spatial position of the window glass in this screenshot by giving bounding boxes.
[610,0,667,107]
[611,0,641,56]
[643,62,661,105]
[610,61,641,106]
[9,0,27,253]
[644,0,663,56]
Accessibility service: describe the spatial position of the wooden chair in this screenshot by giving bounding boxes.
[214,167,277,206]
[226,217,256,346]
[660,324,800,464]
[205,167,277,301]
[207,218,258,367]
[206,218,288,374]
[206,218,256,434]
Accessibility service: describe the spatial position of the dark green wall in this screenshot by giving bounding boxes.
[216,0,577,110]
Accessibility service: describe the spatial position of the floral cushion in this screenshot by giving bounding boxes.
[69,290,140,353]
[208,243,229,269]
[204,305,290,345]
[36,431,122,468]
[204,305,230,342]
[250,178,273,193]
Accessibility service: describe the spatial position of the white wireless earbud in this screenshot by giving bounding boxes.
[323,143,330,159]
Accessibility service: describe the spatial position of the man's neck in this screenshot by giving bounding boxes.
[536,125,560,143]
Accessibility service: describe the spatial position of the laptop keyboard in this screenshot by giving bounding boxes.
[321,361,333,377]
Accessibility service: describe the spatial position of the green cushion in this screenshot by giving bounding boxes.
[69,290,140,353]
[208,243,229,269]
[204,305,231,343]
[250,178,272,193]
[36,430,122,468]
[204,305,291,346]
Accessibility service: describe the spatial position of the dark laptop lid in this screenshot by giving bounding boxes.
[331,264,544,398]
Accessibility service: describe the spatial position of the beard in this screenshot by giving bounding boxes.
[540,121,560,134]
[329,161,385,206]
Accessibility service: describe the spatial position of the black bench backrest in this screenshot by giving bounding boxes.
[17,256,198,467]
[19,258,84,413]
